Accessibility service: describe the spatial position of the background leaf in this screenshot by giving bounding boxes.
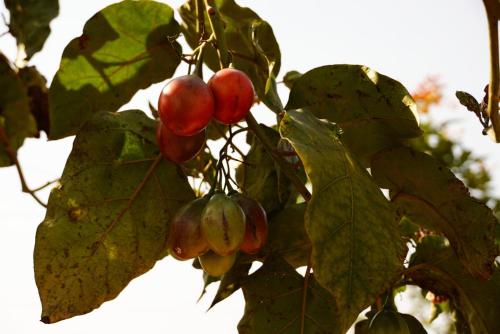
[0,53,37,166]
[18,66,50,135]
[409,236,500,333]
[4,0,59,59]
[236,125,291,214]
[49,0,182,139]
[285,65,422,166]
[179,0,283,112]
[280,109,406,323]
[371,146,498,279]
[34,110,194,323]
[238,256,344,334]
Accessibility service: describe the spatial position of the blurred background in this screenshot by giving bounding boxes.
[0,0,498,333]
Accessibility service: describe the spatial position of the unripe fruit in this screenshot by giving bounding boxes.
[201,193,246,256]
[207,68,255,125]
[167,198,209,260]
[369,310,410,334]
[230,193,268,254]
[158,75,214,136]
[157,122,206,164]
[198,250,236,276]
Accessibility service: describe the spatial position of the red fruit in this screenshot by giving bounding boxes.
[231,193,268,254]
[158,75,214,136]
[167,198,209,261]
[208,68,255,125]
[157,122,205,164]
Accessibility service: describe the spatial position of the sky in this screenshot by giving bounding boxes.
[0,0,497,333]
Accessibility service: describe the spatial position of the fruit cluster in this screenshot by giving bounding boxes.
[166,192,268,277]
[156,68,255,164]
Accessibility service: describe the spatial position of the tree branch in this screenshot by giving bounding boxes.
[483,0,500,141]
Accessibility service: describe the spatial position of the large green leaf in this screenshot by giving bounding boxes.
[285,65,422,166]
[49,0,182,139]
[409,236,500,334]
[236,125,291,214]
[238,256,344,334]
[34,110,194,323]
[279,109,406,320]
[5,0,59,59]
[0,53,37,166]
[265,203,311,268]
[179,0,283,112]
[371,146,498,279]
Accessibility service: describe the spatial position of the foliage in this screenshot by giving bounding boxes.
[0,1,499,333]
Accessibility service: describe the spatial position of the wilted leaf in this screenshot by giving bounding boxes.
[409,236,500,334]
[49,0,182,139]
[265,203,311,268]
[0,53,37,166]
[179,0,283,112]
[236,125,291,214]
[371,146,498,279]
[5,0,59,58]
[34,110,194,323]
[285,65,422,166]
[280,109,406,321]
[456,91,481,115]
[238,256,344,334]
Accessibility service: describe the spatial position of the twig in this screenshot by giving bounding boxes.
[91,154,163,254]
[483,0,500,141]
[213,123,246,157]
[31,178,60,192]
[0,127,47,208]
[245,113,311,201]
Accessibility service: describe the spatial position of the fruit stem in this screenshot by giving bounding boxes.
[483,0,500,142]
[245,113,311,201]
[204,0,230,69]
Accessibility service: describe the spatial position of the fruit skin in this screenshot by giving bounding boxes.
[369,310,411,334]
[207,68,255,125]
[166,198,209,260]
[400,314,427,334]
[157,122,206,164]
[158,75,214,136]
[198,250,236,276]
[201,193,246,256]
[230,193,268,254]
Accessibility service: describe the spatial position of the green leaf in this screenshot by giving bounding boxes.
[236,125,291,214]
[179,0,283,113]
[49,0,182,139]
[265,203,311,268]
[34,110,195,323]
[5,0,59,59]
[371,146,498,279]
[409,236,500,334]
[238,256,345,334]
[279,109,406,321]
[283,70,302,89]
[285,65,422,166]
[0,53,37,166]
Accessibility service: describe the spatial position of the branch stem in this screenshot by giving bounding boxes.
[484,0,500,141]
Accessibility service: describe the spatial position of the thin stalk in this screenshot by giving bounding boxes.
[483,0,500,141]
